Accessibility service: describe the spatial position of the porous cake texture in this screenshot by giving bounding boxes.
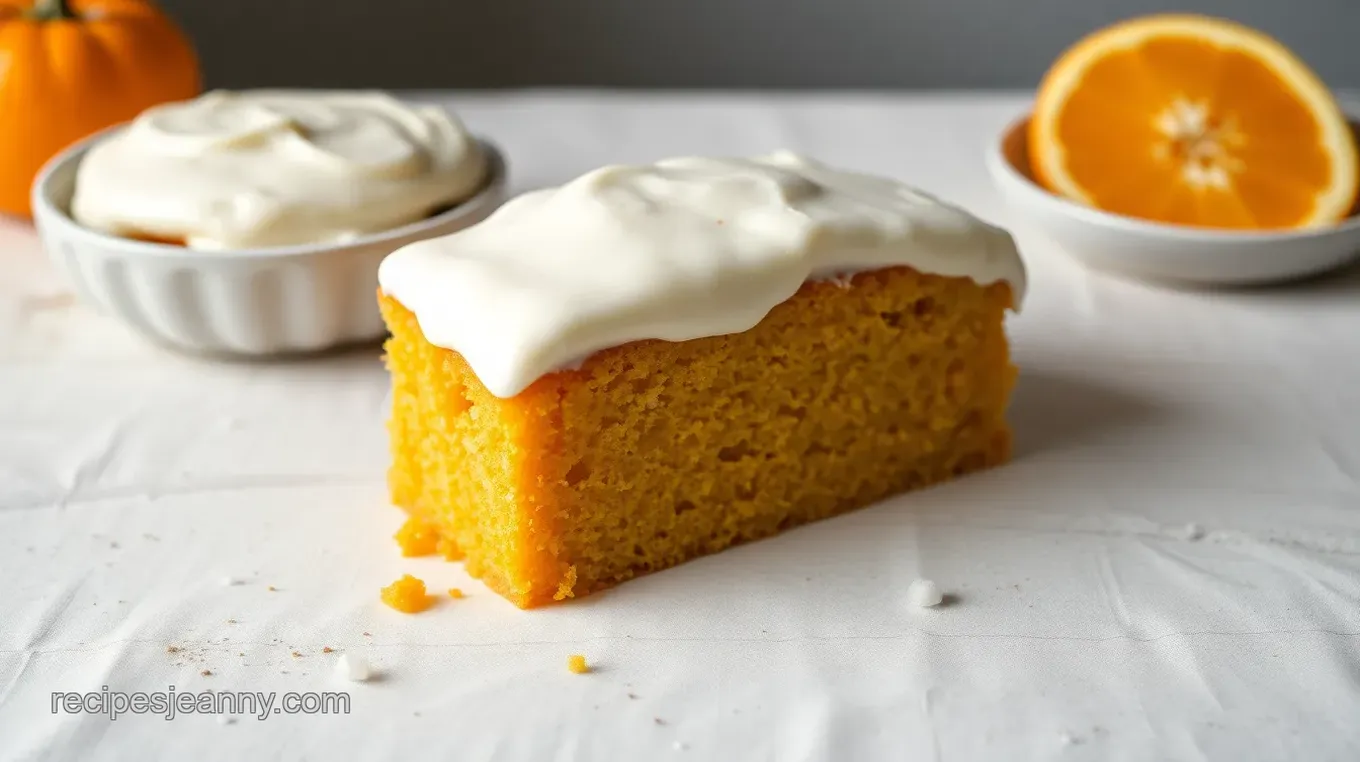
[381,264,1015,609]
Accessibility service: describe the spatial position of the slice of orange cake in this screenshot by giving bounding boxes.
[377,153,1026,608]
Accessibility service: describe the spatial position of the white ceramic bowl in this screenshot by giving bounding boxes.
[31,129,508,356]
[986,113,1360,286]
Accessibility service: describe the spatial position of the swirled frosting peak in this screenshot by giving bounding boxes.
[71,90,487,249]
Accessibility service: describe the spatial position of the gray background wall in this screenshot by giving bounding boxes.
[159,0,1360,90]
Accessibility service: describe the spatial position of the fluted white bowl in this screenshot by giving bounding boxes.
[31,129,508,356]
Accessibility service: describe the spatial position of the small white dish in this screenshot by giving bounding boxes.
[986,113,1360,286]
[31,128,508,356]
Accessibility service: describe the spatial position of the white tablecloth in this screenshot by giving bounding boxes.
[2,92,1359,762]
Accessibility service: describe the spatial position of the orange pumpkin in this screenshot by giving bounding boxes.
[0,0,199,218]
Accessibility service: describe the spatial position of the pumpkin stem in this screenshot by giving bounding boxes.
[29,0,79,21]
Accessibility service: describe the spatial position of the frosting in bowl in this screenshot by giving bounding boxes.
[379,153,1026,397]
[70,90,488,249]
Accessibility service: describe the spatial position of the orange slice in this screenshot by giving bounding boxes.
[1031,14,1358,230]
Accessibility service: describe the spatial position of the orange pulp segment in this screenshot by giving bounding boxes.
[1030,14,1358,229]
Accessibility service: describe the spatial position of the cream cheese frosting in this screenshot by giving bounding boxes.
[71,90,488,249]
[378,153,1026,397]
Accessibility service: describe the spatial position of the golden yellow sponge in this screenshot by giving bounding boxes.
[393,515,439,557]
[380,265,1016,608]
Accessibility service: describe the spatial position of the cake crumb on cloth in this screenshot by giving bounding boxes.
[381,574,433,613]
[908,579,944,608]
[336,654,372,682]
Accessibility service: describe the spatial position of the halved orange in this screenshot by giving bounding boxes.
[1030,14,1358,230]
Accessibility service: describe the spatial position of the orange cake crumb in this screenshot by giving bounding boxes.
[447,588,464,599]
[380,266,1015,608]
[380,574,433,613]
[394,516,440,557]
[435,536,464,561]
[567,654,589,674]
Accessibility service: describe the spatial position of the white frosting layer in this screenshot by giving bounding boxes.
[71,90,487,249]
[379,153,1026,397]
